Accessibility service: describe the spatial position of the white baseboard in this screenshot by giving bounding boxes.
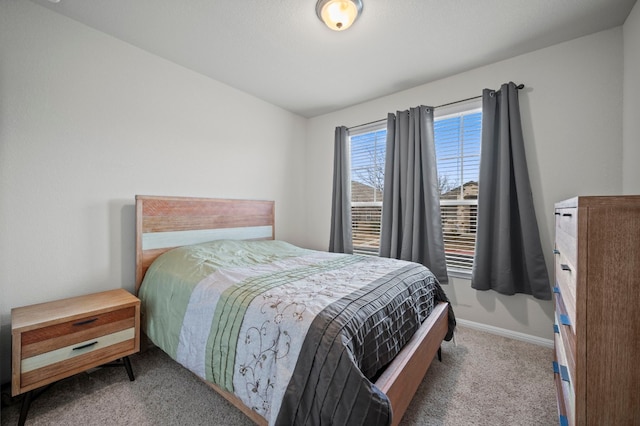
[456,319,554,348]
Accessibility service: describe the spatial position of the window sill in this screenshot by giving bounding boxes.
[446,268,472,280]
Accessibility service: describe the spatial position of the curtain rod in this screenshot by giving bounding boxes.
[434,83,524,109]
[347,83,524,131]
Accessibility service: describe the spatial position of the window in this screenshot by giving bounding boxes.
[348,100,482,275]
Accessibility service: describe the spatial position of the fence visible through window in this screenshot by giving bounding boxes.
[351,202,382,255]
[352,201,477,270]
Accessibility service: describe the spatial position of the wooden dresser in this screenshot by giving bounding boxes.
[553,196,640,425]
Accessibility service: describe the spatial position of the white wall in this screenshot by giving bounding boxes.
[305,28,624,341]
[623,1,640,193]
[0,1,307,383]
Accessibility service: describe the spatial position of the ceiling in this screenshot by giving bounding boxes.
[31,0,637,118]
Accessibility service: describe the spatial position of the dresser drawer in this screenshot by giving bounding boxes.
[553,309,575,387]
[553,365,570,426]
[20,328,136,389]
[554,255,576,332]
[553,354,575,426]
[554,231,577,274]
[555,207,577,239]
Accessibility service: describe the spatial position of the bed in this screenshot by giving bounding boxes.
[135,195,454,426]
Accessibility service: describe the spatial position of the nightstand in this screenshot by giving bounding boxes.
[11,289,140,425]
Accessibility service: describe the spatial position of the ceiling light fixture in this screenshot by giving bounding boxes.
[316,0,363,31]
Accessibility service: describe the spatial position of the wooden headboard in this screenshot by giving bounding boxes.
[135,195,275,294]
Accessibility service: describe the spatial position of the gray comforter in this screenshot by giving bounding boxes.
[276,262,454,426]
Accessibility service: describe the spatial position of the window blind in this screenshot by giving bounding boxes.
[350,128,385,255]
[435,109,481,272]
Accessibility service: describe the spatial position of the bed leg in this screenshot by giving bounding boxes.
[437,347,442,362]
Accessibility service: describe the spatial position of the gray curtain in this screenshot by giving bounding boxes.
[380,106,449,284]
[471,82,551,300]
[329,126,353,254]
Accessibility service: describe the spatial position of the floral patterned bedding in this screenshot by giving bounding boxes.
[139,240,453,425]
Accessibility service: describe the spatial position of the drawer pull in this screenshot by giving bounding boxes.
[562,213,572,217]
[552,361,559,374]
[554,212,561,216]
[553,324,559,334]
[559,415,569,426]
[560,314,571,326]
[560,264,571,272]
[73,318,98,326]
[553,249,560,255]
[553,286,560,294]
[73,341,98,351]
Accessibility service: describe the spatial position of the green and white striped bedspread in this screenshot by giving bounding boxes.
[139,240,449,425]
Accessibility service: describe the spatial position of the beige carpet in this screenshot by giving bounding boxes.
[1,326,557,425]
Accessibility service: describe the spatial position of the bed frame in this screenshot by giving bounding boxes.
[135,195,449,426]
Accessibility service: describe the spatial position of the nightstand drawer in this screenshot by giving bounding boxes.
[20,328,136,388]
[21,307,135,358]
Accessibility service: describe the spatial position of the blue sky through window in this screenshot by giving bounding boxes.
[350,112,482,196]
[350,129,386,197]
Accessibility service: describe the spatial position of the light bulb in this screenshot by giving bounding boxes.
[317,0,362,31]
